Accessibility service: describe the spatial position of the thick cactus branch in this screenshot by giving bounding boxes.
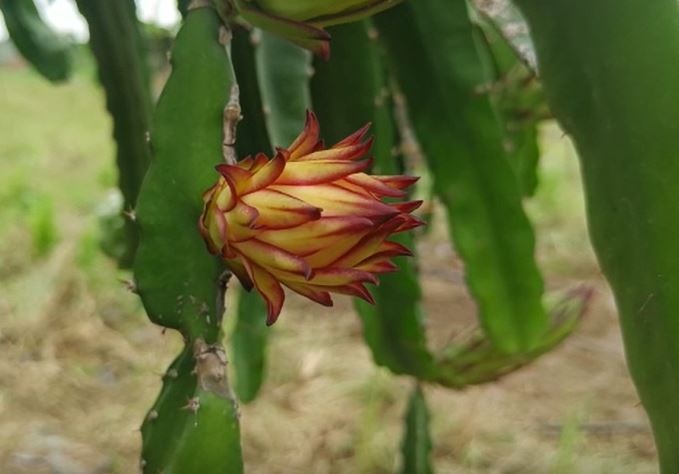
[134,5,243,471]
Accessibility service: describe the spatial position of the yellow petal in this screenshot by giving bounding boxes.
[242,188,322,230]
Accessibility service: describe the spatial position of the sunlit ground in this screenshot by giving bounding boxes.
[0,60,657,473]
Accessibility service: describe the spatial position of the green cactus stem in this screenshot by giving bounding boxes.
[134,4,243,471]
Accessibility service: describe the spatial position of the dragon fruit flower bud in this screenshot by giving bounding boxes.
[233,0,401,58]
[199,111,422,324]
[251,0,398,25]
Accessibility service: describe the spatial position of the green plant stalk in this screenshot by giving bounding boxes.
[311,20,586,387]
[401,385,434,474]
[474,14,546,197]
[76,0,153,267]
[514,0,679,469]
[134,6,242,471]
[0,0,72,82]
[374,0,547,353]
[311,20,435,377]
[134,6,230,341]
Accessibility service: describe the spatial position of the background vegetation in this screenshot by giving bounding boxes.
[0,50,657,471]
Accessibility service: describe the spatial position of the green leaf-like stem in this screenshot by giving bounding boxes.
[515,0,679,469]
[374,1,547,353]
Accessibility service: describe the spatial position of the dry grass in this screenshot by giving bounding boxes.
[0,66,658,473]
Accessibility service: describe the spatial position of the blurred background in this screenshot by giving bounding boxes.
[0,1,659,473]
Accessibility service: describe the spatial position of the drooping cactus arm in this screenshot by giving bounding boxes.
[374,0,548,354]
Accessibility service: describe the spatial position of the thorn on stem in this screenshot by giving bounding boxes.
[219,25,232,46]
[122,209,136,221]
[182,396,200,414]
[119,278,137,294]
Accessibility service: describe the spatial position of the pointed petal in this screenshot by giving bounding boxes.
[242,152,286,194]
[224,201,260,241]
[344,172,407,198]
[200,205,229,254]
[308,267,378,286]
[249,153,270,173]
[394,214,425,232]
[218,154,285,195]
[374,175,420,190]
[298,281,375,304]
[271,183,398,220]
[373,240,415,258]
[333,178,374,198]
[258,216,373,264]
[198,210,221,255]
[355,256,399,274]
[332,122,371,147]
[275,159,372,185]
[243,261,285,325]
[283,281,334,307]
[392,200,423,214]
[226,258,254,291]
[287,111,321,159]
[233,239,312,279]
[242,188,322,229]
[214,183,236,211]
[296,137,373,162]
[202,181,221,205]
[332,216,407,267]
[338,282,376,304]
[216,163,252,194]
[237,155,255,169]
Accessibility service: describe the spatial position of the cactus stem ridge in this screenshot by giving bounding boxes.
[222,84,242,165]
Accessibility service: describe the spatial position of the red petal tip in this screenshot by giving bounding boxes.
[334,122,372,147]
[265,297,282,326]
[319,41,331,60]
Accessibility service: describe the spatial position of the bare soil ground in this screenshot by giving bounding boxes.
[0,67,658,473]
